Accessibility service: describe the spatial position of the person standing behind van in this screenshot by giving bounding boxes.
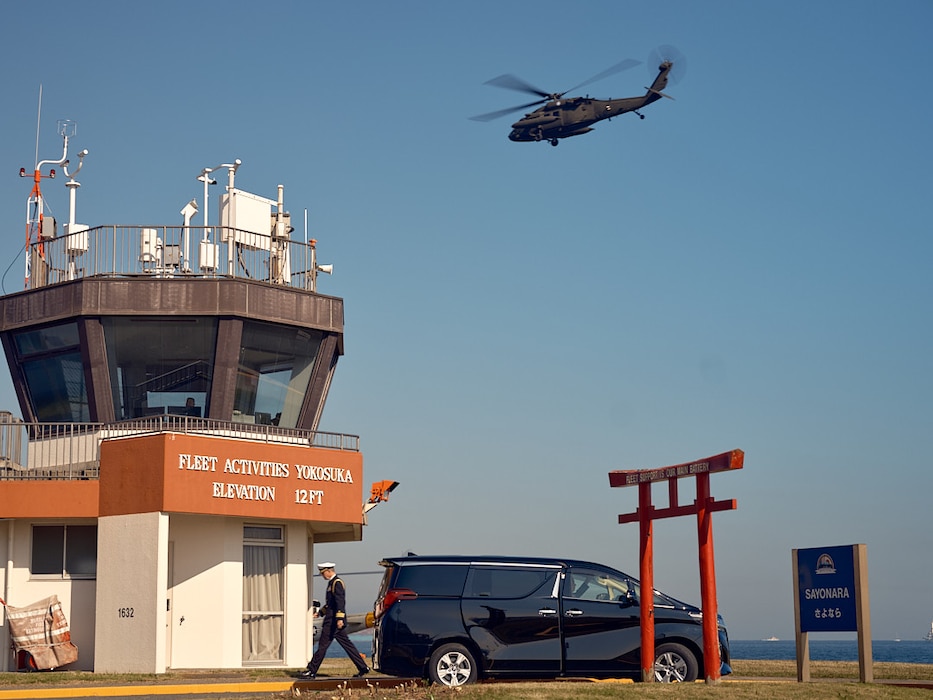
[298,562,369,679]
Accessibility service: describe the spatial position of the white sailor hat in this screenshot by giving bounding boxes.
[317,562,336,570]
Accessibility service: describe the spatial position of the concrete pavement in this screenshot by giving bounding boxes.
[0,673,411,699]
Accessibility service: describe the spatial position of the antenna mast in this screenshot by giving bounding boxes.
[34,85,42,168]
[20,88,88,288]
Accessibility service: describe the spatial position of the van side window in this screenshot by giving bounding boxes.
[564,567,631,602]
[395,565,468,596]
[465,567,554,598]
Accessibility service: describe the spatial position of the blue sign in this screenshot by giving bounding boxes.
[797,545,858,632]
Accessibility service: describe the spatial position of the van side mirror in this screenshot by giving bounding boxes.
[620,589,638,607]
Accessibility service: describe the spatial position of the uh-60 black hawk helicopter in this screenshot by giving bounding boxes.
[470,46,684,146]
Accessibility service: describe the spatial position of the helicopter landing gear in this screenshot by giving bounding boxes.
[634,110,645,120]
[550,139,559,147]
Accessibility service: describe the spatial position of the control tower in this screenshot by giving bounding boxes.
[0,126,369,673]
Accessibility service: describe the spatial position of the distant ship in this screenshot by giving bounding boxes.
[925,620,933,642]
[762,635,780,642]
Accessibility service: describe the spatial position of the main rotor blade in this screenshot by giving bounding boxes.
[564,58,641,95]
[483,73,552,99]
[469,98,547,122]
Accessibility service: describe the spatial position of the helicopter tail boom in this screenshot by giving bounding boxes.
[643,61,673,104]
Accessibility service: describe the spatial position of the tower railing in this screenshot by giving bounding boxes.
[0,411,359,481]
[26,225,322,291]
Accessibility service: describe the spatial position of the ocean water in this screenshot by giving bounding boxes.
[325,633,373,659]
[731,639,933,664]
[334,635,933,665]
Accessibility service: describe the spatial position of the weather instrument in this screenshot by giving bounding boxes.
[470,46,684,146]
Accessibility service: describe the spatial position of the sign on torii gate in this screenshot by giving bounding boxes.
[608,449,743,683]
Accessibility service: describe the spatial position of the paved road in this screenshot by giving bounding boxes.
[0,674,403,700]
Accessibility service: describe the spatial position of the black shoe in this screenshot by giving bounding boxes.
[354,667,370,677]
[297,669,317,680]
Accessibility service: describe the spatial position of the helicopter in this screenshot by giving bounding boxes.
[470,47,684,146]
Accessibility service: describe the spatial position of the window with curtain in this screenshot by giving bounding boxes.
[242,525,284,662]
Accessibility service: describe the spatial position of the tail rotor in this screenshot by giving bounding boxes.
[648,45,687,84]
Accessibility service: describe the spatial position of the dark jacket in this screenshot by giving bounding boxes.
[320,576,347,621]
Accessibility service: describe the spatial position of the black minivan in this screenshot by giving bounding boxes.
[372,555,731,686]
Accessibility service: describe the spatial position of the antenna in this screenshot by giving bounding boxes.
[21,97,83,288]
[197,159,241,233]
[60,121,88,227]
[34,85,42,168]
[302,208,333,292]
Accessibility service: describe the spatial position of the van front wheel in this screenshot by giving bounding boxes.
[654,642,698,682]
[428,644,477,686]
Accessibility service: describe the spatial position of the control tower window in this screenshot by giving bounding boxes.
[102,317,218,420]
[233,322,323,428]
[13,322,89,422]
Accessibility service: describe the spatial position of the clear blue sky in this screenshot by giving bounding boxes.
[1,1,931,642]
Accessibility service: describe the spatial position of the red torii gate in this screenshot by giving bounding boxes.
[608,449,743,683]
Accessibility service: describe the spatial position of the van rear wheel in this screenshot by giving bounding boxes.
[428,644,477,686]
[654,642,698,682]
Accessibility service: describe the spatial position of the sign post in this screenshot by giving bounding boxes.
[792,544,871,682]
[609,449,743,683]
